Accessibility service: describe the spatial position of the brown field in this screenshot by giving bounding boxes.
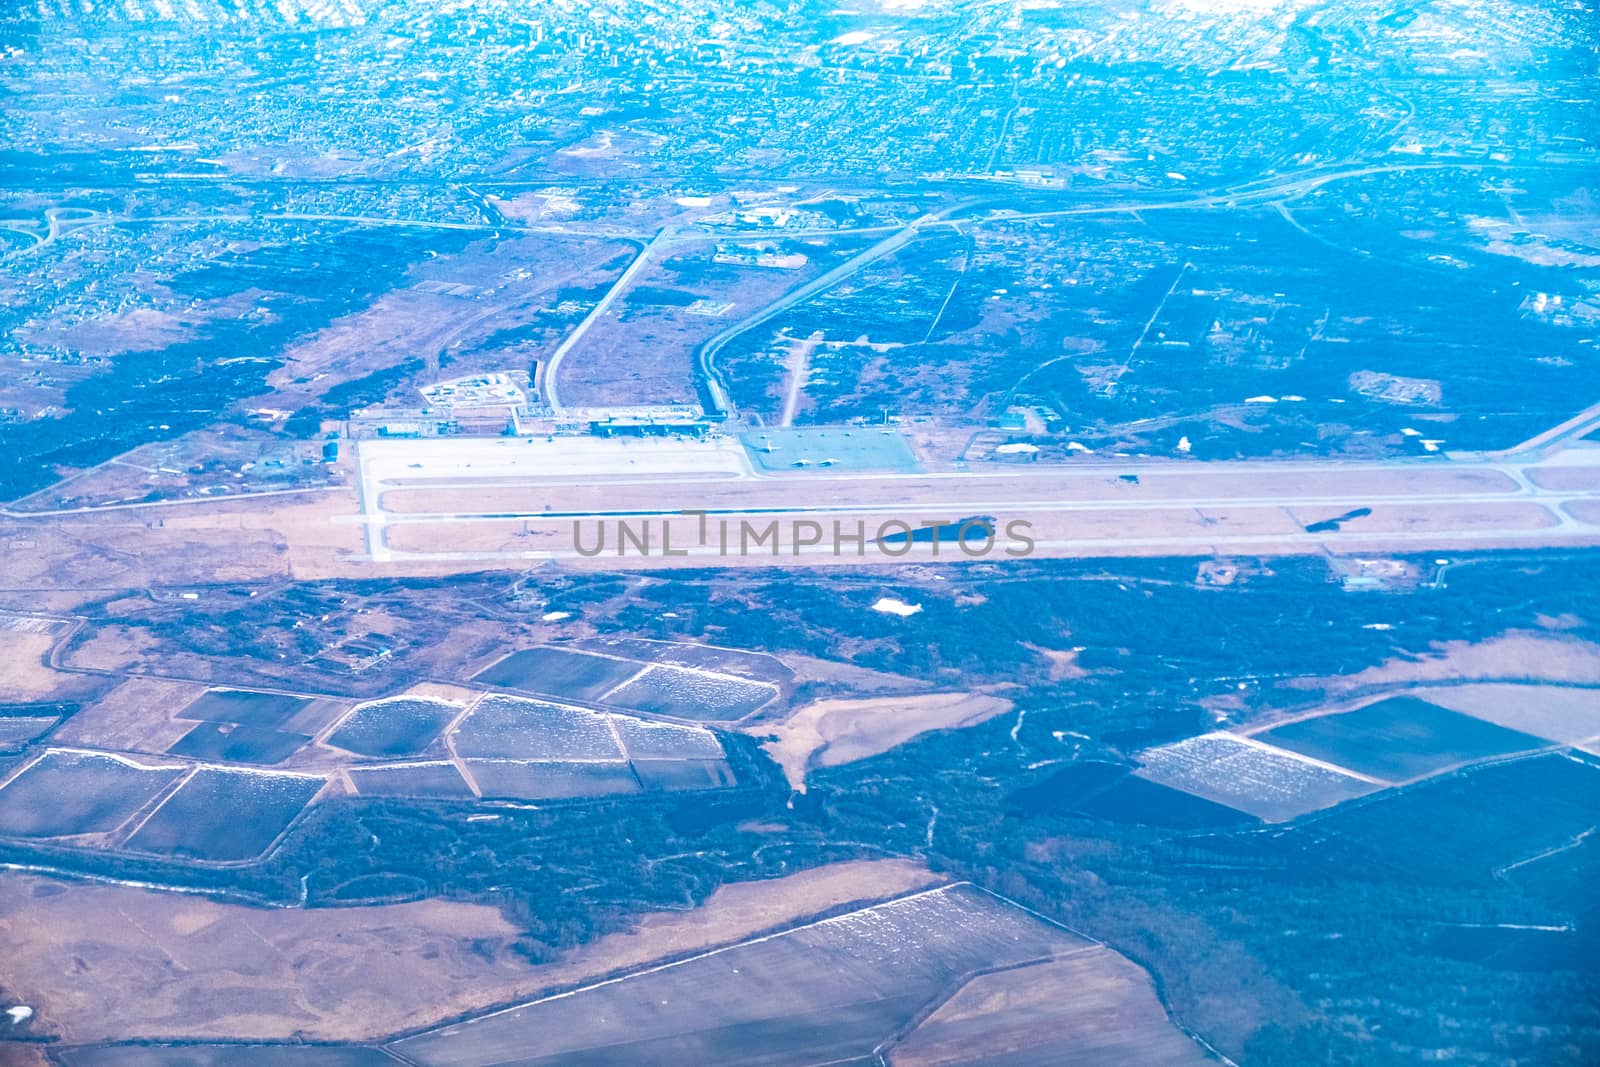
[51,625,163,676]
[1027,643,1091,682]
[262,234,634,415]
[18,300,255,359]
[889,945,1210,1066]
[0,628,69,704]
[752,691,1013,791]
[782,654,936,698]
[0,858,937,1045]
[50,677,209,753]
[0,1042,49,1067]
[0,492,362,591]
[0,872,541,1044]
[0,616,105,706]
[1290,632,1600,694]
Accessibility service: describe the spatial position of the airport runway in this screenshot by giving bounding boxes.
[351,434,1600,567]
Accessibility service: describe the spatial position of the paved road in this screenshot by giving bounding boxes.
[542,226,675,414]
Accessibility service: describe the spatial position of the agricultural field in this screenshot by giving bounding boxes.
[177,689,312,727]
[464,759,641,801]
[390,883,1199,1066]
[1255,697,1550,782]
[347,761,475,799]
[1413,683,1600,744]
[632,759,739,792]
[610,716,725,761]
[450,695,624,762]
[1135,734,1383,823]
[473,646,644,703]
[0,868,555,1047]
[48,677,210,754]
[5,861,939,1050]
[1010,761,1258,830]
[325,697,463,758]
[0,750,185,839]
[606,664,778,722]
[166,722,311,765]
[889,947,1209,1065]
[1079,775,1261,830]
[1284,751,1600,889]
[626,642,794,686]
[0,709,60,751]
[122,767,324,863]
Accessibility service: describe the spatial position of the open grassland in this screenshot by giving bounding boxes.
[751,691,1011,791]
[0,871,551,1046]
[0,628,67,703]
[0,492,363,588]
[1291,632,1600,694]
[0,616,89,704]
